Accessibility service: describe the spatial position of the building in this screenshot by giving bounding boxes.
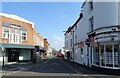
[44,38,52,58]
[0,13,46,66]
[64,0,120,69]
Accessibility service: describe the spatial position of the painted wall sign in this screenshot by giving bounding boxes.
[95,35,118,40]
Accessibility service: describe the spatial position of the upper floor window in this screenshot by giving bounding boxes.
[75,25,77,31]
[89,16,94,32]
[16,30,21,35]
[89,0,93,12]
[10,28,15,34]
[70,31,72,36]
[22,31,27,41]
[2,27,9,38]
[75,36,77,44]
[70,39,72,47]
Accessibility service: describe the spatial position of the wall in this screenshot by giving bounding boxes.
[33,29,44,47]
[0,16,2,43]
[1,16,34,45]
[94,2,118,29]
[118,1,120,25]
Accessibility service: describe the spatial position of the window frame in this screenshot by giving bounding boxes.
[21,30,27,41]
[2,27,9,39]
[89,16,94,32]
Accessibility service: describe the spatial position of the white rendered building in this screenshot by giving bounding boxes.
[64,0,120,69]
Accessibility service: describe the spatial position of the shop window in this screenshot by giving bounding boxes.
[2,27,9,39]
[100,45,105,66]
[114,45,119,67]
[94,46,99,65]
[106,45,113,67]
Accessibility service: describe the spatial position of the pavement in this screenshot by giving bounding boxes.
[1,57,120,78]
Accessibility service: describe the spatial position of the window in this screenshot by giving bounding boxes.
[2,27,9,38]
[10,28,15,34]
[81,48,83,58]
[89,0,93,11]
[89,16,94,32]
[16,30,21,35]
[15,35,19,44]
[114,45,119,67]
[22,31,27,41]
[94,46,99,65]
[75,25,77,31]
[70,31,72,35]
[70,39,72,47]
[100,45,105,66]
[75,36,77,44]
[106,45,113,67]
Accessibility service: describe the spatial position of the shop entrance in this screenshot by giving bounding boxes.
[8,48,20,62]
[66,52,70,60]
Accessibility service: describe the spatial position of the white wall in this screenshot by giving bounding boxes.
[118,1,120,25]
[19,49,31,61]
[94,2,119,29]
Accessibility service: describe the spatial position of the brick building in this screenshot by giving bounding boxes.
[0,13,45,66]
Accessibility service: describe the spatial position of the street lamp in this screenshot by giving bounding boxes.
[2,47,5,67]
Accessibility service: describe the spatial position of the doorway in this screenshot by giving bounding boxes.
[8,49,20,62]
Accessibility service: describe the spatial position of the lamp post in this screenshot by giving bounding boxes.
[2,47,5,67]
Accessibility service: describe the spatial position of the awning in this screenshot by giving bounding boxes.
[1,43,35,49]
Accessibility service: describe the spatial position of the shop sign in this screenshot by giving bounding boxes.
[95,35,118,40]
[78,42,84,48]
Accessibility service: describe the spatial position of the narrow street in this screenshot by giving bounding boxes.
[2,57,119,78]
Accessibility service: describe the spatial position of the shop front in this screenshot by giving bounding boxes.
[93,42,120,69]
[88,25,120,69]
[0,43,35,66]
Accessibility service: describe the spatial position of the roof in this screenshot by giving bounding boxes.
[64,13,83,35]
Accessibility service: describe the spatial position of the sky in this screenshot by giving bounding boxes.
[2,2,82,50]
